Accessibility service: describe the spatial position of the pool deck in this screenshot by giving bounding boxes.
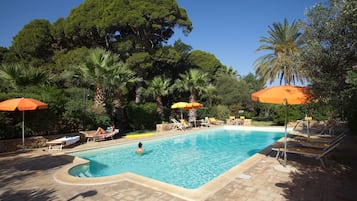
[1,126,357,201]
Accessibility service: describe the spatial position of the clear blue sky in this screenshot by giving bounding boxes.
[0,0,322,81]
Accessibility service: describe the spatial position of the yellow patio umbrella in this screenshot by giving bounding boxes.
[171,102,189,109]
[171,102,188,119]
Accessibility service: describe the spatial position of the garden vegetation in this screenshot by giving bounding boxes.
[0,0,355,140]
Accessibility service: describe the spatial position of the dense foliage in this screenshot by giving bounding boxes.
[253,0,356,131]
[1,0,354,141]
[0,0,262,139]
[301,0,357,132]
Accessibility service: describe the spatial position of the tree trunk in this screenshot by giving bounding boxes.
[156,96,163,121]
[209,97,213,108]
[135,81,143,103]
[113,98,124,129]
[94,85,106,113]
[189,93,196,122]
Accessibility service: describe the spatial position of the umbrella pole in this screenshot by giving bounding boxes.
[284,104,288,166]
[22,111,25,150]
[307,119,310,138]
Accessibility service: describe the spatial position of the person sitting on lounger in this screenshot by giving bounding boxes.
[95,124,115,135]
[136,142,144,154]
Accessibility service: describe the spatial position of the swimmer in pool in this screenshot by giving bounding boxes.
[136,142,144,154]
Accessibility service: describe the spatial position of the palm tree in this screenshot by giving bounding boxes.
[204,84,218,108]
[78,48,138,127]
[216,66,239,79]
[108,62,139,128]
[254,18,305,85]
[0,63,51,90]
[78,48,119,110]
[145,76,172,121]
[174,69,209,121]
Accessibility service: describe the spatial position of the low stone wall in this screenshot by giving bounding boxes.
[244,119,252,126]
[0,136,47,153]
[226,119,252,126]
[156,124,173,132]
[0,133,79,153]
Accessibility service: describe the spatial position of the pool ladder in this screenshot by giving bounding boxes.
[78,170,93,178]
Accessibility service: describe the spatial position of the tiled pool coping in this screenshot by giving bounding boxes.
[54,126,289,201]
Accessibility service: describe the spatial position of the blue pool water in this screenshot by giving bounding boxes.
[69,128,283,189]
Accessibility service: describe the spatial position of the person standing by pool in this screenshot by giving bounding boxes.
[136,142,144,154]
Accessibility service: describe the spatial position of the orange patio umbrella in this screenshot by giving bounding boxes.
[184,102,203,110]
[0,97,48,149]
[251,85,310,105]
[184,102,203,127]
[251,85,311,166]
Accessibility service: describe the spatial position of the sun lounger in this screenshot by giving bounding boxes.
[208,117,224,125]
[171,119,184,131]
[292,119,338,136]
[297,133,345,148]
[200,117,210,127]
[272,133,344,167]
[47,136,80,151]
[180,119,191,129]
[290,132,345,144]
[79,130,97,143]
[274,133,345,150]
[95,129,119,141]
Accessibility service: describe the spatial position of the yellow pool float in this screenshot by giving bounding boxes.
[125,133,154,138]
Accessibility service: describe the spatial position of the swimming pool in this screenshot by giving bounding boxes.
[69,127,284,189]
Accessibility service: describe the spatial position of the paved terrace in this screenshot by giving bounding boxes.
[0,126,357,201]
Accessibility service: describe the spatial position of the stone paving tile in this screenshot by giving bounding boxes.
[1,132,357,201]
[206,135,357,201]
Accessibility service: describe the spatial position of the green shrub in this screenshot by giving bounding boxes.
[0,112,18,139]
[0,87,57,138]
[252,116,274,121]
[210,105,230,121]
[345,95,357,135]
[196,107,209,120]
[272,105,304,125]
[126,102,157,130]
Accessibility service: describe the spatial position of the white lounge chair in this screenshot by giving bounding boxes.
[200,117,210,127]
[171,119,184,131]
[47,136,80,151]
